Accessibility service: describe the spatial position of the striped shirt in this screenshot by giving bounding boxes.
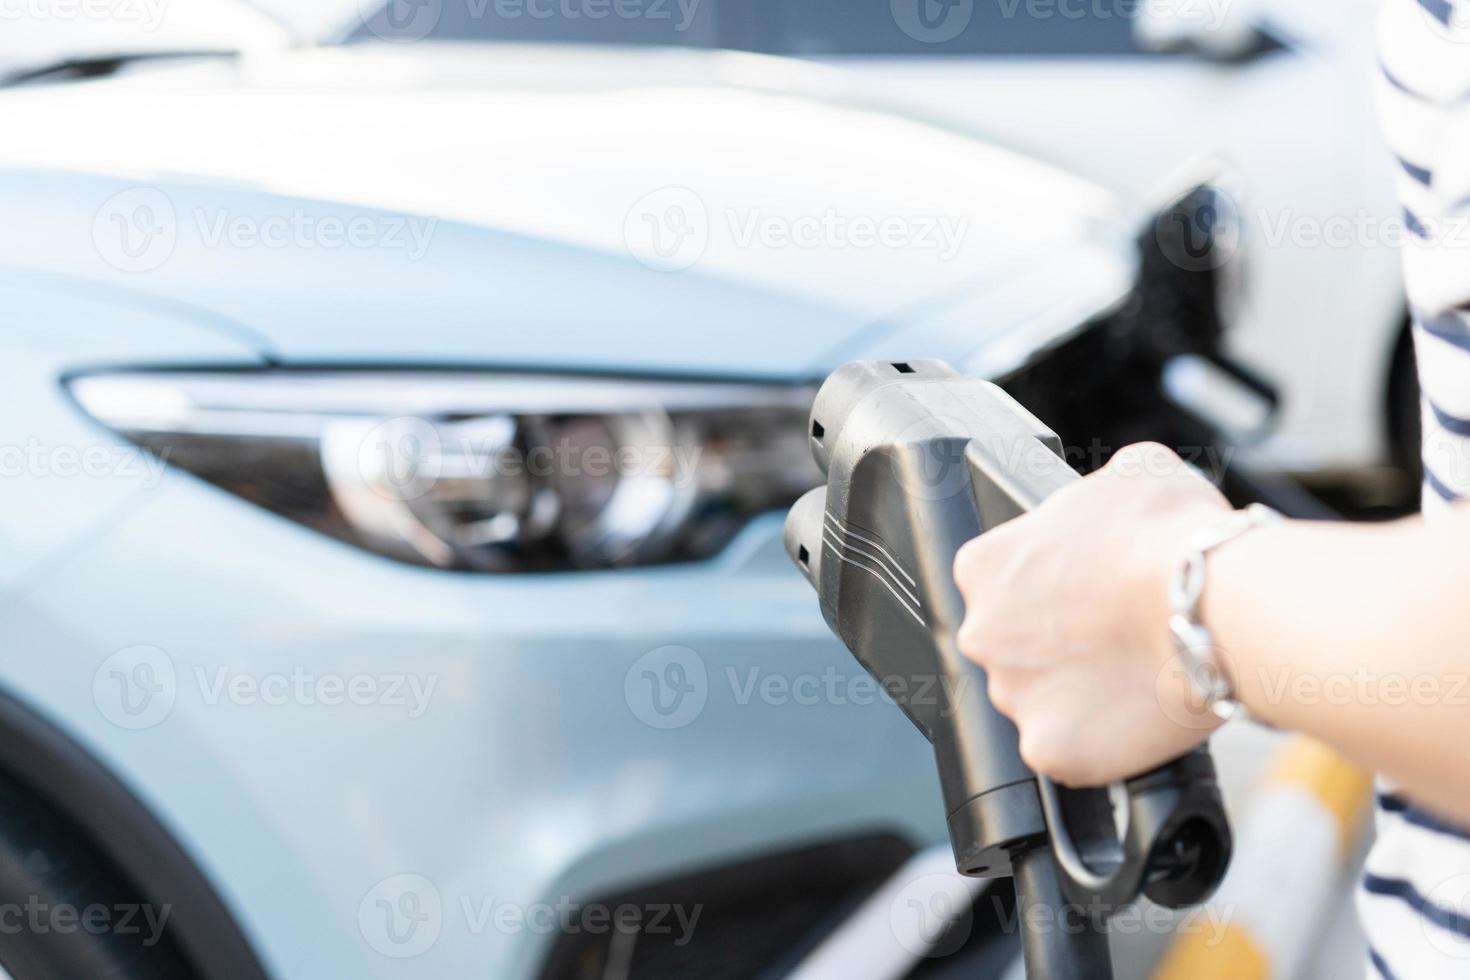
[1361,1,1470,975]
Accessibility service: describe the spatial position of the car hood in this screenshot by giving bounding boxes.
[0,43,1132,378]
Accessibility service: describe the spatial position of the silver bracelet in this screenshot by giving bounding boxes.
[1167,503,1281,722]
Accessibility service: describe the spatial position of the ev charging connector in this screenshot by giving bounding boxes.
[785,360,1231,979]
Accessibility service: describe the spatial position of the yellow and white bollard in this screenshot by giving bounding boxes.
[1152,737,1373,980]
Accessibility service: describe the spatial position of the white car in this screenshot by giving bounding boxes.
[334,0,1407,481]
[0,18,1257,980]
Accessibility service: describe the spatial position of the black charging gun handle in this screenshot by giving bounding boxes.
[1036,750,1229,912]
[964,437,1231,914]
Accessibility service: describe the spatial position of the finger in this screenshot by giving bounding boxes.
[955,613,988,664]
[985,673,1016,718]
[1021,723,1109,788]
[952,536,983,589]
[1104,441,1181,478]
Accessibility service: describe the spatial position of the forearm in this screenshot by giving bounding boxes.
[1205,508,1470,819]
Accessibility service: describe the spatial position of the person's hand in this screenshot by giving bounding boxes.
[953,442,1233,787]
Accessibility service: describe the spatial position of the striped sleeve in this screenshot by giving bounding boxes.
[1360,3,1470,976]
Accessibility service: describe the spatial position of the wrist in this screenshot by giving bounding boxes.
[1172,504,1283,723]
[1196,514,1295,727]
[1138,503,1281,729]
[1131,505,1226,677]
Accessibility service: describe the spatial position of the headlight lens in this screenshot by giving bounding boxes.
[68,371,819,571]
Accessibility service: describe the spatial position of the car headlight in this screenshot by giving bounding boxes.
[67,371,820,571]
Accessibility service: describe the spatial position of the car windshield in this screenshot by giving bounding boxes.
[342,0,1151,57]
